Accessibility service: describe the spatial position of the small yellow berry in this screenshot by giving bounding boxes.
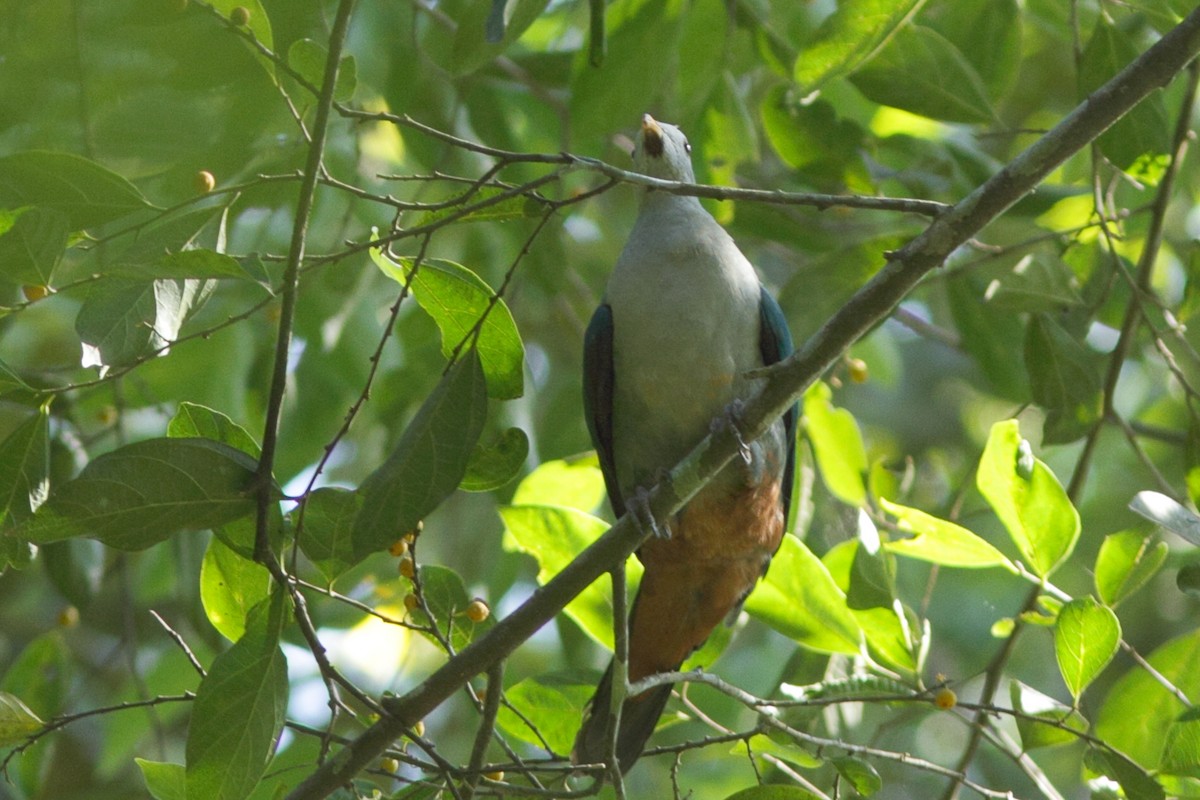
[398,555,415,579]
[22,285,50,302]
[934,687,957,710]
[404,521,423,544]
[465,598,490,623]
[380,757,399,773]
[483,770,504,782]
[412,719,425,737]
[403,592,419,612]
[847,357,868,384]
[388,538,408,557]
[57,606,79,627]
[194,169,216,194]
[229,6,250,25]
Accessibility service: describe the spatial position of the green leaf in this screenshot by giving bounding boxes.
[168,402,260,458]
[1078,18,1170,173]
[793,0,928,93]
[1009,680,1090,750]
[701,70,760,200]
[821,540,917,673]
[353,350,488,559]
[740,732,825,770]
[722,785,824,800]
[388,784,451,800]
[924,0,1021,98]
[1095,530,1168,607]
[947,275,1027,400]
[500,503,633,648]
[0,691,43,747]
[744,534,862,655]
[832,756,882,796]
[407,564,496,652]
[0,151,151,230]
[448,0,553,76]
[984,254,1085,314]
[41,539,100,610]
[136,760,186,800]
[75,278,212,372]
[207,0,275,76]
[1129,491,1200,547]
[414,185,547,226]
[287,39,356,102]
[1023,314,1102,444]
[1055,597,1120,702]
[803,382,867,506]
[208,509,282,565]
[372,250,525,399]
[75,279,160,369]
[15,437,259,550]
[1087,747,1166,800]
[759,90,867,190]
[1097,629,1200,769]
[0,357,32,398]
[976,419,1080,577]
[108,248,250,281]
[0,406,50,530]
[296,487,361,584]
[567,0,682,144]
[201,536,271,642]
[682,616,735,673]
[511,457,607,514]
[0,206,69,286]
[849,25,995,123]
[1179,564,1200,599]
[461,427,528,491]
[103,206,246,281]
[496,672,595,755]
[1163,707,1200,777]
[0,632,70,719]
[879,497,1016,571]
[186,593,288,800]
[846,516,895,610]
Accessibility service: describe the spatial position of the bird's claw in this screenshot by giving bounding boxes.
[629,485,670,540]
[712,399,752,466]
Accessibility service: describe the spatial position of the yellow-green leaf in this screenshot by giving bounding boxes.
[880,497,1016,571]
[372,248,524,399]
[976,420,1079,577]
[803,382,867,506]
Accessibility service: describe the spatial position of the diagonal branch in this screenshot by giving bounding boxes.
[285,9,1200,799]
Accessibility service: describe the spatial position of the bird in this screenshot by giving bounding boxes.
[574,113,796,774]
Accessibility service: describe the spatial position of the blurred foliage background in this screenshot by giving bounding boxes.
[0,0,1199,798]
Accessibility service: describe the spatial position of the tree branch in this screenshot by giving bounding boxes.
[253,0,358,565]
[285,10,1200,799]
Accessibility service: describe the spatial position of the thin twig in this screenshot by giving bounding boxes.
[149,610,206,676]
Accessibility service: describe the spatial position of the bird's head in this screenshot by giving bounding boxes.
[632,114,695,183]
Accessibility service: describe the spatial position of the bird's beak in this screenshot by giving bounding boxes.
[641,113,664,158]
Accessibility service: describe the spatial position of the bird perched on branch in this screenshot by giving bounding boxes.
[574,114,796,774]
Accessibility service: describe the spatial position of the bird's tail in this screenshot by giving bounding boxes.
[571,661,675,775]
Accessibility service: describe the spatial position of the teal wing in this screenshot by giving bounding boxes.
[758,286,796,525]
[583,303,625,517]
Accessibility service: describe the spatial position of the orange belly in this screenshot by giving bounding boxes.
[627,476,784,683]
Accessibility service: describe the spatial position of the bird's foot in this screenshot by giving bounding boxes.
[629,484,670,540]
[712,399,752,466]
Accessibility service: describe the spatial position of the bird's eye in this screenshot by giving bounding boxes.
[683,140,692,154]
